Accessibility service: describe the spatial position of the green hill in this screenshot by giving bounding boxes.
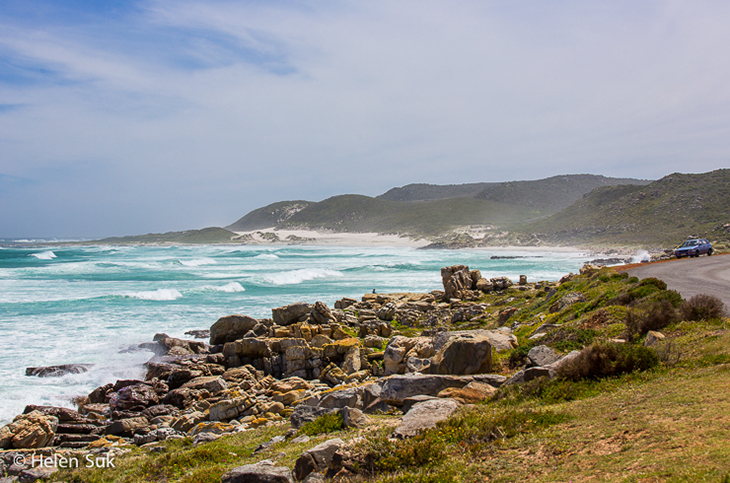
[378,175,648,215]
[524,169,730,246]
[98,227,237,244]
[229,195,538,236]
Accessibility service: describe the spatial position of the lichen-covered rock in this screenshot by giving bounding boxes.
[0,410,58,449]
[383,336,434,375]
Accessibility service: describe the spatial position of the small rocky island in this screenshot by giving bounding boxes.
[0,263,704,482]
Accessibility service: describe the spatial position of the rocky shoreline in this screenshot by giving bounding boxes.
[0,264,614,482]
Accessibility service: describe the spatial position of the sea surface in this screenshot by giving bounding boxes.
[0,243,598,424]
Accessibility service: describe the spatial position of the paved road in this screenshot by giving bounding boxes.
[627,254,730,309]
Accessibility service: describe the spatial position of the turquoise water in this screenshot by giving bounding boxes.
[0,243,593,423]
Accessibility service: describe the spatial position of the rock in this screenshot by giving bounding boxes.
[433,329,517,353]
[105,417,149,436]
[193,432,220,446]
[272,302,311,326]
[437,381,497,403]
[290,405,335,430]
[550,292,586,313]
[109,384,159,411]
[475,278,493,293]
[0,411,58,449]
[544,350,581,376]
[189,421,236,437]
[441,265,473,300]
[429,333,492,375]
[401,395,438,414]
[171,411,207,433]
[376,302,397,321]
[490,276,513,290]
[519,275,527,285]
[310,334,334,348]
[294,438,344,481]
[181,376,228,394]
[341,347,361,375]
[380,374,472,405]
[363,335,386,349]
[319,387,362,410]
[310,301,335,324]
[222,461,294,483]
[210,315,259,345]
[235,339,273,359]
[339,407,369,428]
[469,269,482,289]
[644,331,666,347]
[383,336,434,375]
[209,397,256,421]
[25,364,94,378]
[527,345,562,367]
[505,366,552,385]
[19,466,57,482]
[393,399,461,438]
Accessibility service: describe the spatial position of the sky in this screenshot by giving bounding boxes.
[1,0,730,238]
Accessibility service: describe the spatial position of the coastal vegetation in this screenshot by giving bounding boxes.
[20,264,727,483]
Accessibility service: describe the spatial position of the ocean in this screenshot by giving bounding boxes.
[0,243,596,424]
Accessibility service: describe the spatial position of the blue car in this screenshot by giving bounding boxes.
[674,238,713,258]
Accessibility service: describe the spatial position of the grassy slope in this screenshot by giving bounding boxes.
[226,200,312,232]
[54,266,730,483]
[524,169,730,246]
[230,195,538,236]
[97,227,237,244]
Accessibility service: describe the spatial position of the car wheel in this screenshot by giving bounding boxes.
[708,248,714,256]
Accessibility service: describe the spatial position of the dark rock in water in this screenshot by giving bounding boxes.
[25,364,93,378]
[185,329,210,339]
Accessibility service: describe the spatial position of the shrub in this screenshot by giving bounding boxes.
[358,430,447,473]
[557,342,658,381]
[680,294,726,321]
[298,413,343,436]
[625,299,679,341]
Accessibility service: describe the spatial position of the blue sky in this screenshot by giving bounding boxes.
[1,0,729,238]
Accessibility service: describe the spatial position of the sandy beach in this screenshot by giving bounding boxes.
[232,228,431,247]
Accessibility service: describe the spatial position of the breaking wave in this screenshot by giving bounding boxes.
[31,251,57,260]
[126,288,182,301]
[179,258,217,267]
[263,268,344,285]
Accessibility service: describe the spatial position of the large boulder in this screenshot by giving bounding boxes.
[310,301,336,324]
[393,399,461,438]
[429,332,493,375]
[526,345,561,367]
[383,336,434,375]
[441,265,473,300]
[294,438,344,481]
[433,329,517,353]
[0,410,58,449]
[210,315,259,345]
[380,374,472,406]
[222,461,294,483]
[109,384,159,412]
[272,302,311,326]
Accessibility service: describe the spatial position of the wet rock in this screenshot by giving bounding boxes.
[25,364,93,378]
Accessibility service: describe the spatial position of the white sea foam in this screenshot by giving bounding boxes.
[127,288,182,301]
[254,253,280,260]
[179,257,217,267]
[264,268,344,285]
[31,250,57,260]
[199,282,245,293]
[631,250,651,264]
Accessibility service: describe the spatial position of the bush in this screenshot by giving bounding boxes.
[557,342,659,381]
[680,294,726,321]
[298,413,343,436]
[625,299,679,341]
[358,430,447,473]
